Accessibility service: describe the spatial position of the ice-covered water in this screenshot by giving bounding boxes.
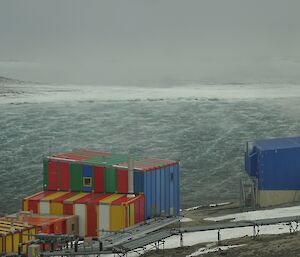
[1,82,300,215]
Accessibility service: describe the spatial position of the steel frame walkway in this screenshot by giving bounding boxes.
[112,215,300,255]
[12,215,300,257]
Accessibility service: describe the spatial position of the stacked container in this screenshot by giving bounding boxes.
[245,136,300,207]
[20,149,179,241]
[23,191,144,237]
[43,151,129,193]
[42,150,180,219]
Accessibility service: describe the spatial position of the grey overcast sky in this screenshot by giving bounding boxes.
[0,0,300,85]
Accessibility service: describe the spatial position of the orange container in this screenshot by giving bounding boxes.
[8,214,78,235]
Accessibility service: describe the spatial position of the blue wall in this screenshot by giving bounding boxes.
[82,165,93,192]
[258,148,300,190]
[133,163,180,219]
[245,138,300,190]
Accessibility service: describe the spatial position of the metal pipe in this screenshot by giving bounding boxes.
[128,157,134,194]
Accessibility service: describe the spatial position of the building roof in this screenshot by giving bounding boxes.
[255,136,300,151]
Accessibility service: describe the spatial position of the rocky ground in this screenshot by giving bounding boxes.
[143,233,300,257]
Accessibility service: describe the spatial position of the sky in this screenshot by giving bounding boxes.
[0,0,300,85]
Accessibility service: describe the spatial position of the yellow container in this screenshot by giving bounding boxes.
[98,195,139,232]
[110,205,125,231]
[100,194,123,204]
[108,202,136,231]
[39,192,71,215]
[64,192,88,203]
[42,191,69,201]
[129,203,135,226]
[23,199,29,212]
[0,219,37,253]
[50,202,64,215]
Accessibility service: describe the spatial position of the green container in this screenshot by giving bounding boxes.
[84,154,129,166]
[70,163,83,191]
[43,159,48,189]
[104,167,117,193]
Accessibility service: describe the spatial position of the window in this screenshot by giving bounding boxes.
[83,177,92,187]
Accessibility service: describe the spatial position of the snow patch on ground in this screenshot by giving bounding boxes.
[181,217,193,222]
[185,202,232,211]
[163,223,290,250]
[205,205,300,222]
[186,244,246,256]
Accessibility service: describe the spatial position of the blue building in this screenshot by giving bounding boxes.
[245,136,300,207]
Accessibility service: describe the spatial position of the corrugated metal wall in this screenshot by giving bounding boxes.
[129,163,180,219]
[28,150,181,241]
[245,137,300,190]
[22,191,144,237]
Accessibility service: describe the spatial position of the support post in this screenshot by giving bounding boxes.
[180,233,183,247]
[128,157,134,194]
[240,178,244,211]
[18,244,22,256]
[75,241,78,252]
[217,229,221,245]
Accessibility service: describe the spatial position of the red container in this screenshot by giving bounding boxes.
[59,162,70,190]
[63,204,74,215]
[74,193,97,204]
[48,160,59,190]
[139,195,145,223]
[93,166,105,192]
[53,192,76,203]
[53,219,66,234]
[86,204,97,237]
[135,197,141,224]
[47,160,70,191]
[86,194,110,237]
[117,169,128,193]
[27,191,52,213]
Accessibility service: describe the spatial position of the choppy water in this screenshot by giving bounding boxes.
[1,83,300,215]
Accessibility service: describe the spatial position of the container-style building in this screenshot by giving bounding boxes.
[245,136,300,207]
[17,149,180,242]
[5,214,78,235]
[43,150,180,219]
[43,151,128,193]
[23,191,144,237]
[0,218,37,253]
[114,159,180,218]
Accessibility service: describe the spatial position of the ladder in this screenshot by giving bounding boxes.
[240,178,257,211]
